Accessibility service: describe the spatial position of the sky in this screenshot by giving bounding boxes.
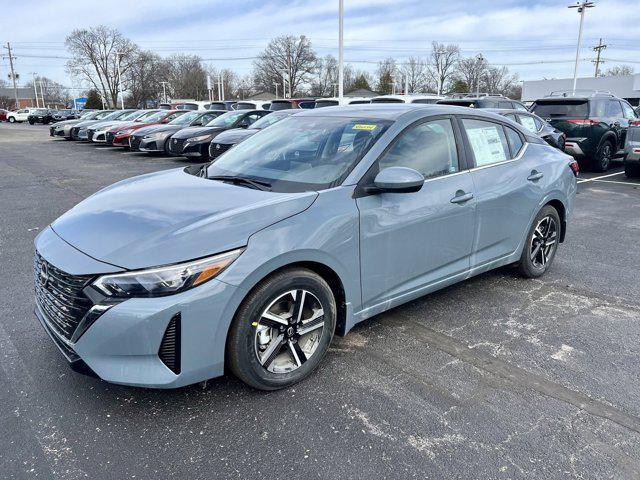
[1,0,638,94]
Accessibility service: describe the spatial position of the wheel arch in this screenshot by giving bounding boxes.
[545,198,566,243]
[597,131,618,151]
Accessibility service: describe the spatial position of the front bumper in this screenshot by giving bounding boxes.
[624,142,640,164]
[112,134,132,147]
[34,227,240,388]
[182,141,208,158]
[139,137,166,152]
[91,131,107,143]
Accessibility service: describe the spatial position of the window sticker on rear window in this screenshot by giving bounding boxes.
[466,126,507,164]
[352,124,377,131]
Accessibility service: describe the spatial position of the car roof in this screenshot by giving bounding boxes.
[484,108,533,115]
[292,103,518,120]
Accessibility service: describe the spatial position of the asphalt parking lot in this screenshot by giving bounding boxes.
[1,121,640,480]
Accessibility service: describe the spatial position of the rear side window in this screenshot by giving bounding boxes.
[514,103,528,111]
[504,126,524,156]
[462,118,510,167]
[605,100,623,117]
[498,101,512,108]
[531,101,588,118]
[379,119,459,179]
[518,114,538,133]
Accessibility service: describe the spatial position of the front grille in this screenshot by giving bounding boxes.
[159,314,181,374]
[130,136,142,151]
[168,137,186,154]
[34,253,94,341]
[71,126,80,139]
[208,142,233,160]
[87,130,95,142]
[106,132,115,145]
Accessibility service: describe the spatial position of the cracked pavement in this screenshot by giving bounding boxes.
[1,122,640,479]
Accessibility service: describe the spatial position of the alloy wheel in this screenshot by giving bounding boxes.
[254,289,325,374]
[530,215,558,269]
[598,143,612,170]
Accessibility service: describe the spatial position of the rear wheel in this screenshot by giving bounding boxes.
[517,205,561,278]
[625,163,640,178]
[592,140,614,172]
[227,268,336,390]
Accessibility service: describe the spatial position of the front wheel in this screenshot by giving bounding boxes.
[227,268,336,390]
[592,140,614,172]
[517,205,561,278]
[8,117,15,123]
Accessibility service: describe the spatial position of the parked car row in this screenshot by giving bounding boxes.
[34,102,579,391]
[2,107,82,124]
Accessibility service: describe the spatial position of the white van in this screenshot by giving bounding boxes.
[234,100,271,110]
[370,94,444,105]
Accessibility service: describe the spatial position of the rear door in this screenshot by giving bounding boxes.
[461,117,543,267]
[357,116,475,309]
[620,100,638,147]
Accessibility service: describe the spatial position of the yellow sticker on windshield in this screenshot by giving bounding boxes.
[353,124,377,131]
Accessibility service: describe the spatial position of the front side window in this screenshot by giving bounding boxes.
[206,116,390,192]
[605,100,623,118]
[378,119,459,179]
[621,101,637,119]
[462,118,510,167]
[514,103,528,111]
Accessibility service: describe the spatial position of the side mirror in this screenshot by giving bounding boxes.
[367,166,424,194]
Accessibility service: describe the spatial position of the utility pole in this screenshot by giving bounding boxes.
[160,81,168,103]
[3,43,20,110]
[338,0,344,105]
[475,53,484,97]
[282,71,288,98]
[219,71,224,101]
[274,82,279,99]
[568,1,595,95]
[30,72,39,107]
[115,52,124,109]
[405,74,409,96]
[592,38,607,77]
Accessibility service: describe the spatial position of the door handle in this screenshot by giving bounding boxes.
[450,192,474,204]
[527,171,544,182]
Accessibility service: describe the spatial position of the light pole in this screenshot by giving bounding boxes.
[30,72,39,107]
[161,81,168,104]
[569,1,595,95]
[274,82,279,99]
[475,54,484,97]
[338,0,344,105]
[115,52,125,109]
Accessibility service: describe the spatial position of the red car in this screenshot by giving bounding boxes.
[106,110,187,147]
[0,109,8,121]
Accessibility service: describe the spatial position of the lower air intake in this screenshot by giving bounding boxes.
[159,314,181,374]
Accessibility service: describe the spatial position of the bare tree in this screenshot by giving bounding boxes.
[208,67,242,99]
[604,65,634,77]
[26,76,69,106]
[162,54,207,100]
[253,35,317,97]
[427,42,460,95]
[376,58,398,94]
[398,57,431,94]
[126,51,164,107]
[455,55,488,95]
[311,55,338,97]
[481,65,519,96]
[65,25,138,107]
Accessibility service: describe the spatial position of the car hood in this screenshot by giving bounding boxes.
[172,126,226,140]
[75,119,104,129]
[213,128,259,145]
[91,120,129,131]
[133,124,181,137]
[54,118,82,127]
[51,168,318,270]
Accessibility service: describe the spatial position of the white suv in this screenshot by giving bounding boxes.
[7,108,39,123]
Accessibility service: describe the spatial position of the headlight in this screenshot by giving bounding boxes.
[144,132,169,140]
[92,248,243,298]
[186,134,213,143]
[116,129,133,135]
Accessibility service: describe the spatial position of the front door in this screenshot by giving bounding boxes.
[357,117,476,310]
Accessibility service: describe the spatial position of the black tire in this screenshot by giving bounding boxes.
[625,163,640,178]
[28,120,34,125]
[227,267,336,390]
[591,139,614,172]
[517,205,561,278]
[8,117,15,123]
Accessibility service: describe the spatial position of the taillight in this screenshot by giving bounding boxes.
[630,120,640,126]
[567,119,599,126]
[569,160,580,177]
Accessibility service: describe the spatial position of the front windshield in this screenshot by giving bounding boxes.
[120,110,144,121]
[206,116,390,192]
[95,111,114,119]
[139,111,167,123]
[34,109,48,114]
[134,110,160,121]
[250,111,291,129]
[80,111,96,119]
[206,111,245,127]
[168,111,200,125]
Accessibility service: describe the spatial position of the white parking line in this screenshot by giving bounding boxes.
[588,179,640,186]
[577,172,625,184]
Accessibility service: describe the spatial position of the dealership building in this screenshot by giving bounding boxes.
[522,74,640,106]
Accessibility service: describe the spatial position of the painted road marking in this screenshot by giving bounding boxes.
[577,171,625,184]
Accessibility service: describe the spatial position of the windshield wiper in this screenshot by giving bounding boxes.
[208,175,272,191]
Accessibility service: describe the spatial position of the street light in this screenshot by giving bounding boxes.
[568,1,595,95]
[338,0,344,105]
[30,72,39,107]
[115,52,125,109]
[475,54,484,97]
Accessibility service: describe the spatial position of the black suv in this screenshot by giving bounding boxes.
[530,92,639,171]
[27,109,55,125]
[437,94,528,111]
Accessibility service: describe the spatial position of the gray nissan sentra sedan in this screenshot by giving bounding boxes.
[34,104,578,390]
